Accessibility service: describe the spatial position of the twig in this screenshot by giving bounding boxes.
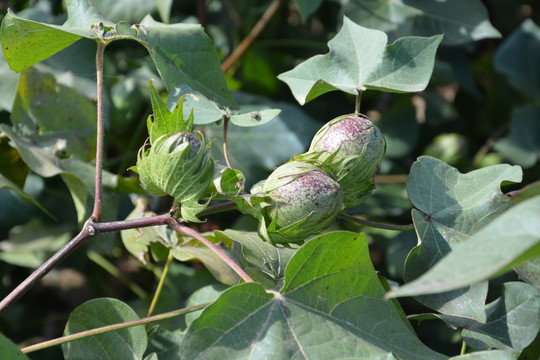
[92,41,108,221]
[167,219,254,283]
[339,213,415,231]
[221,0,283,72]
[374,174,408,184]
[223,115,234,169]
[21,302,210,354]
[0,227,92,315]
[147,250,174,317]
[199,201,238,217]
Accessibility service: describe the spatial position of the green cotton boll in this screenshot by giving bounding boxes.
[135,131,214,222]
[257,161,343,245]
[305,114,386,208]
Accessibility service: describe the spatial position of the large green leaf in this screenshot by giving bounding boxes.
[402,156,522,321]
[278,17,442,105]
[494,105,540,168]
[1,3,236,109]
[0,333,30,360]
[494,19,540,100]
[461,282,540,352]
[137,15,237,109]
[181,231,446,360]
[62,298,147,360]
[387,196,540,298]
[343,0,501,45]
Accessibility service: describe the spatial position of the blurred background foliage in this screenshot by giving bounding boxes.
[0,0,539,358]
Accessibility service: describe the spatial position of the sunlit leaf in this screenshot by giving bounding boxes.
[387,196,540,298]
[181,231,446,360]
[278,17,442,105]
[62,298,147,360]
[343,0,501,45]
[401,156,522,321]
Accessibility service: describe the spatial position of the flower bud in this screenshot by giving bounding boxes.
[252,161,343,245]
[304,114,386,208]
[133,131,214,222]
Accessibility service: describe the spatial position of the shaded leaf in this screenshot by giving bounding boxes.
[294,0,324,22]
[495,19,540,100]
[11,68,97,161]
[62,298,147,360]
[402,156,522,321]
[387,196,540,298]
[494,105,540,168]
[216,229,298,289]
[343,0,501,45]
[462,282,540,352]
[181,231,446,360]
[0,174,52,218]
[514,256,540,290]
[448,350,515,360]
[278,17,442,105]
[0,218,72,268]
[144,326,184,360]
[0,50,19,111]
[0,333,30,360]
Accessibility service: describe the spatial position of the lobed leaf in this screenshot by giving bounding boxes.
[278,17,442,105]
[388,195,540,299]
[343,0,501,45]
[401,156,522,321]
[181,231,446,360]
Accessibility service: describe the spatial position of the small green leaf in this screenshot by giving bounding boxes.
[494,105,540,168]
[229,108,281,127]
[278,17,442,105]
[402,156,522,321]
[462,282,540,352]
[344,0,501,45]
[387,196,540,299]
[181,231,446,360]
[62,298,147,360]
[495,19,540,100]
[0,333,30,360]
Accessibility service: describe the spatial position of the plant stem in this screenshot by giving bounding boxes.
[0,227,92,315]
[21,303,210,354]
[198,201,238,217]
[92,40,108,221]
[460,340,467,355]
[147,250,175,317]
[355,89,362,114]
[167,219,254,283]
[339,213,415,231]
[223,115,234,169]
[374,174,408,184]
[87,250,147,299]
[221,0,282,71]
